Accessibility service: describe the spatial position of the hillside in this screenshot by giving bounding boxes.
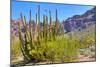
[63,7,96,33]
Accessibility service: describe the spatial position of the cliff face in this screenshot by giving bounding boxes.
[63,7,96,33]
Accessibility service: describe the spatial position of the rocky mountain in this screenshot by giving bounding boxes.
[11,7,96,35]
[63,7,96,33]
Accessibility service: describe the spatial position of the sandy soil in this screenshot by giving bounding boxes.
[78,55,95,62]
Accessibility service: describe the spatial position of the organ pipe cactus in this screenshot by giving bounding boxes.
[29,10,34,49]
[18,6,73,62]
[49,10,53,40]
[55,9,59,35]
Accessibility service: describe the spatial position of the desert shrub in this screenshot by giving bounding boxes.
[78,34,95,49]
[27,35,79,63]
[11,34,22,60]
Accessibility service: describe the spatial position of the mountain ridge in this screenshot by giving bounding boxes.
[63,7,96,33]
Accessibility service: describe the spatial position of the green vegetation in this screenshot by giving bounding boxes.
[11,35,21,59]
[11,6,96,65]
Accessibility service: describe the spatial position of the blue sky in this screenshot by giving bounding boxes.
[11,0,94,22]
